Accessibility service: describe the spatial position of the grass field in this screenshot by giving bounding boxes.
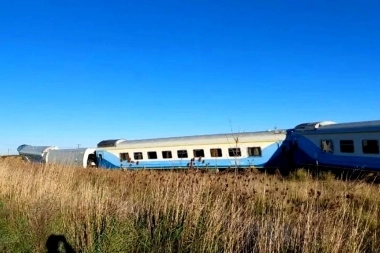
[0,157,379,252]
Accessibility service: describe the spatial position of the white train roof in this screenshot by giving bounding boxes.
[294,120,380,134]
[97,130,286,149]
[294,121,337,131]
[97,139,126,148]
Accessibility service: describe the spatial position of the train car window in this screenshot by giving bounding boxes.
[340,140,354,153]
[210,148,222,157]
[193,149,205,158]
[120,152,130,161]
[320,139,334,153]
[162,151,172,159]
[362,140,379,154]
[177,150,188,158]
[228,148,241,157]
[148,151,158,159]
[248,147,262,156]
[134,152,143,160]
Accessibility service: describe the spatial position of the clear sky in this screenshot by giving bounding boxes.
[1,0,379,154]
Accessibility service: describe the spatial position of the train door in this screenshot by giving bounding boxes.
[87,152,97,168]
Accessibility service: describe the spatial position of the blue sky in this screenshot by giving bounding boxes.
[1,0,379,154]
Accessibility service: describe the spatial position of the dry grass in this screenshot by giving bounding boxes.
[0,158,379,252]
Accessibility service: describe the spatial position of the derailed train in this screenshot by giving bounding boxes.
[17,130,286,169]
[17,119,380,172]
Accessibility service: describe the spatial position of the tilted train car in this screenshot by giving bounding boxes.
[95,130,287,170]
[17,145,96,168]
[17,144,58,163]
[283,120,380,171]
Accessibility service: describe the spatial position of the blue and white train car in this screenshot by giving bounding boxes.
[285,120,380,171]
[95,130,286,170]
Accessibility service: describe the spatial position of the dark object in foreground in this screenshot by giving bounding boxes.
[46,234,76,253]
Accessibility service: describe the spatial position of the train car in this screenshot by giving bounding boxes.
[46,148,97,168]
[17,145,96,168]
[17,144,58,163]
[284,120,380,171]
[95,130,287,170]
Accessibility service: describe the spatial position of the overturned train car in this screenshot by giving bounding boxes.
[17,145,58,163]
[17,145,96,168]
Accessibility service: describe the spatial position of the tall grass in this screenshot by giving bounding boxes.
[0,158,379,252]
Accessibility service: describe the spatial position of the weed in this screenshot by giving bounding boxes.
[0,159,379,252]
